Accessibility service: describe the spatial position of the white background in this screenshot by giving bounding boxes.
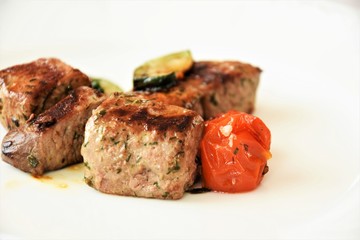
[0,0,359,239]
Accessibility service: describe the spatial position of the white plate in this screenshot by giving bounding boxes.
[0,1,359,239]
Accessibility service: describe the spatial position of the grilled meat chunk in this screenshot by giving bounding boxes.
[190,61,261,119]
[134,61,261,120]
[0,58,91,130]
[82,93,204,200]
[1,86,105,175]
[132,81,204,117]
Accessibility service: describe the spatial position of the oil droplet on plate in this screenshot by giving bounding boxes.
[5,180,21,189]
[30,163,85,189]
[56,183,68,188]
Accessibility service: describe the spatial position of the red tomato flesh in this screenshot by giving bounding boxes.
[200,111,272,193]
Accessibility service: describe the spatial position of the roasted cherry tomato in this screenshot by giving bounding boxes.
[200,110,272,193]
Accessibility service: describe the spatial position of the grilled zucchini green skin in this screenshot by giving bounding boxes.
[91,78,122,95]
[133,73,177,91]
[133,50,193,92]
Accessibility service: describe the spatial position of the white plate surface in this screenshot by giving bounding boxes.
[0,1,359,239]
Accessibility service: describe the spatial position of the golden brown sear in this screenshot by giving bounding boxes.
[134,61,261,120]
[1,87,105,176]
[81,93,204,199]
[0,58,91,130]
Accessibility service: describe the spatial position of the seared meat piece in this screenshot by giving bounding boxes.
[1,86,105,175]
[190,61,261,119]
[134,61,261,120]
[132,81,204,117]
[0,58,91,130]
[82,93,204,200]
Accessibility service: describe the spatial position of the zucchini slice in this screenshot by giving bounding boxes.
[91,78,122,95]
[133,50,193,91]
[133,73,177,92]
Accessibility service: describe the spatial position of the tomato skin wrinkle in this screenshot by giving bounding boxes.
[200,110,272,193]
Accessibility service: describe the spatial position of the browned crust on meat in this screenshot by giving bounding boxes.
[32,88,102,132]
[1,86,105,175]
[97,93,200,133]
[185,61,261,97]
[189,61,261,118]
[133,61,261,120]
[0,58,90,129]
[189,61,261,82]
[132,83,203,115]
[82,92,204,200]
